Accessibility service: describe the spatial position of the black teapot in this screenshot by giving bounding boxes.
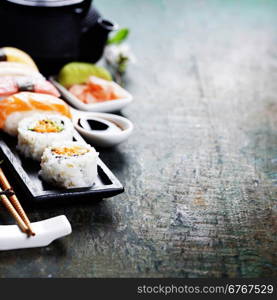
[0,0,117,75]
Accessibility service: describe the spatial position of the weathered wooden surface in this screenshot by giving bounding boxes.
[0,0,276,277]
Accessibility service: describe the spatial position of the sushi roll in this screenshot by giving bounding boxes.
[0,76,60,98]
[17,114,74,161]
[39,141,99,189]
[0,92,72,136]
[0,47,38,70]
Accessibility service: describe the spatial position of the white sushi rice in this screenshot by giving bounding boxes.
[17,114,74,161]
[39,141,99,189]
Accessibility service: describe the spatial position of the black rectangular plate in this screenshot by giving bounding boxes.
[0,131,124,202]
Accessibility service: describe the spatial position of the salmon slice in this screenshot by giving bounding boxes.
[0,92,71,129]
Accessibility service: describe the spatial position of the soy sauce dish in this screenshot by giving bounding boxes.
[72,110,134,147]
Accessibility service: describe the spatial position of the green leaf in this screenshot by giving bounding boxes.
[108,28,129,45]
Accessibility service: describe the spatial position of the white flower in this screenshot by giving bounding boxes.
[104,43,136,67]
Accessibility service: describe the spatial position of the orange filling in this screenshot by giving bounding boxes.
[31,120,63,133]
[52,146,89,156]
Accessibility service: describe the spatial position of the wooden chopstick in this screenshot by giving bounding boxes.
[0,187,29,234]
[0,167,35,236]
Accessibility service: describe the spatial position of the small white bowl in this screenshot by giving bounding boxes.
[71,109,134,147]
[50,76,133,113]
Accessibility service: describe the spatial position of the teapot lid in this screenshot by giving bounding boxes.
[5,0,84,7]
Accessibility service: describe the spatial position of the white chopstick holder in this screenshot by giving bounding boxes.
[0,215,72,251]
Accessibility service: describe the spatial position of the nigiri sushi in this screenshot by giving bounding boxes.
[0,76,60,98]
[0,47,38,71]
[0,92,72,136]
[0,62,43,79]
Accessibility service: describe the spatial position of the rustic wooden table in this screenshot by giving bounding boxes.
[0,0,276,278]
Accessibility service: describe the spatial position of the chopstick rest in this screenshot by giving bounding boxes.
[0,215,72,251]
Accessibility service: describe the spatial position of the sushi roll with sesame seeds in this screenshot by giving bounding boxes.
[17,114,74,161]
[39,141,99,189]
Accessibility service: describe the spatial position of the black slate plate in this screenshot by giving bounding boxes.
[0,131,124,202]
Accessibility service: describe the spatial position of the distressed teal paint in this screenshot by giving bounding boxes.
[0,0,276,278]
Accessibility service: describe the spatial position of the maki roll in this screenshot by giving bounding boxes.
[17,114,74,161]
[39,142,99,189]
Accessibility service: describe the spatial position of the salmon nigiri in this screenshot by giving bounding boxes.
[0,92,72,136]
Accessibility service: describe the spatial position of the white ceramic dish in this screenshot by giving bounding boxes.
[0,215,72,251]
[50,76,133,113]
[71,109,134,147]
